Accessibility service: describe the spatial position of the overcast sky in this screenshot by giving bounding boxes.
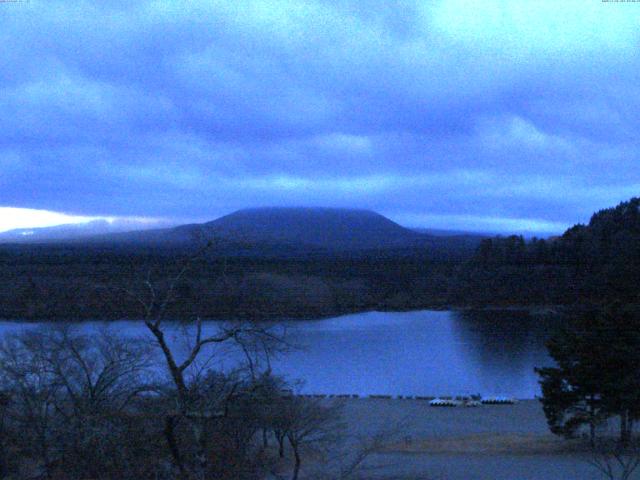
[1,0,639,234]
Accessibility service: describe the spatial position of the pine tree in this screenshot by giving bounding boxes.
[536,304,640,445]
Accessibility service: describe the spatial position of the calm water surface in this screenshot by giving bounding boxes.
[0,310,558,399]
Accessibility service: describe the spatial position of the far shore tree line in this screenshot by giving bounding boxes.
[2,198,640,322]
[456,198,640,308]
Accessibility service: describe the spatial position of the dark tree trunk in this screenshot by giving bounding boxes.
[588,400,596,447]
[276,431,285,458]
[291,444,301,480]
[0,437,6,479]
[164,415,186,477]
[192,420,208,480]
[0,411,6,479]
[620,410,631,446]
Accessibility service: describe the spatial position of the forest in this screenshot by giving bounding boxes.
[453,197,640,307]
[1,197,639,321]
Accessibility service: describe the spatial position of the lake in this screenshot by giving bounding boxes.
[0,309,558,399]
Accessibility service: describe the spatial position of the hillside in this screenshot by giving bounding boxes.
[3,198,637,321]
[102,207,427,250]
[190,207,425,249]
[3,207,482,259]
[0,207,479,321]
[0,219,170,243]
[452,197,640,306]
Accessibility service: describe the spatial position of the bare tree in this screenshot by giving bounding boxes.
[270,396,345,480]
[119,242,288,479]
[333,428,404,480]
[0,325,155,479]
[589,437,640,480]
[0,328,68,478]
[266,395,400,480]
[0,390,11,478]
[302,415,407,480]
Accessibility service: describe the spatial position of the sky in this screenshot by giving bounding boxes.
[1,0,639,235]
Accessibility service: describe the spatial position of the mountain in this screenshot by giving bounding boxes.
[190,207,425,249]
[0,207,479,321]
[104,207,486,256]
[82,207,426,254]
[1,207,484,258]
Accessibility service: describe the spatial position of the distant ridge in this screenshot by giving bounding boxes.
[0,207,484,258]
[0,219,171,243]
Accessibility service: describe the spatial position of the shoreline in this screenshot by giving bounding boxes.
[0,304,566,323]
[335,398,600,479]
[383,432,586,456]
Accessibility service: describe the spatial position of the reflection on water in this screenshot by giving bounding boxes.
[450,310,560,398]
[269,310,558,399]
[0,310,560,399]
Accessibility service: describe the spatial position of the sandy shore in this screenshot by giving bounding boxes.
[385,432,584,455]
[333,398,606,480]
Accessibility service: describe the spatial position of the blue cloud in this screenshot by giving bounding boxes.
[0,0,639,233]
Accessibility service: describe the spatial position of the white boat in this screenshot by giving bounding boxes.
[429,398,460,407]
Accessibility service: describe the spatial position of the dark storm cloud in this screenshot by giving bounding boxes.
[1,0,639,233]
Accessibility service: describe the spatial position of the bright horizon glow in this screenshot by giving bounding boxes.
[0,208,103,233]
[0,206,569,236]
[0,207,166,234]
[393,212,571,235]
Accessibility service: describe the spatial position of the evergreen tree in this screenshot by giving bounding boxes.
[536,304,640,445]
